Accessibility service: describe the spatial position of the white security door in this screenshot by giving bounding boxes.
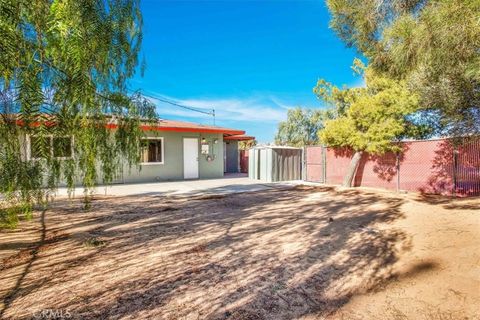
[183,138,199,179]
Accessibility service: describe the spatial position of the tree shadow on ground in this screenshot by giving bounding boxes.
[0,210,45,319]
[415,192,480,210]
[0,185,435,319]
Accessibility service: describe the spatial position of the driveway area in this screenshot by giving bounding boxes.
[1,184,479,319]
[54,174,299,198]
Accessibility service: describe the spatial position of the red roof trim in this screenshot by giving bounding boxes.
[15,120,245,135]
[141,125,244,135]
[104,123,245,135]
[223,135,255,141]
[15,120,56,127]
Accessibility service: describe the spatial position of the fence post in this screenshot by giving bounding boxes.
[396,153,400,192]
[453,148,459,197]
[302,147,306,181]
[322,145,327,184]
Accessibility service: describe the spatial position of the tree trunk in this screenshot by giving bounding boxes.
[343,151,363,187]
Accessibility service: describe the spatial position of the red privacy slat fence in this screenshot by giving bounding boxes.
[305,138,480,197]
[239,150,249,173]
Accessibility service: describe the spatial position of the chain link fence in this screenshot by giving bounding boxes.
[304,138,480,196]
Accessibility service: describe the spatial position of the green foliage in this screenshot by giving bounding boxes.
[83,236,106,248]
[317,66,424,154]
[0,0,156,222]
[275,107,334,147]
[238,139,257,150]
[0,207,19,229]
[326,0,480,135]
[0,203,33,229]
[326,0,426,57]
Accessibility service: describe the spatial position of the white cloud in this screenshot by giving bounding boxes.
[146,93,292,123]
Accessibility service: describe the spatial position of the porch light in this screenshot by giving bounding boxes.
[201,137,206,144]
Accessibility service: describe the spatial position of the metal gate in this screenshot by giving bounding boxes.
[305,146,325,183]
[455,138,480,196]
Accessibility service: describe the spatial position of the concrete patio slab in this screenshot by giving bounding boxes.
[54,174,301,198]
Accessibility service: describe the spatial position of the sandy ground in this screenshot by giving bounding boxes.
[0,185,479,319]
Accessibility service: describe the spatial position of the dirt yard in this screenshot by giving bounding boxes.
[0,185,479,319]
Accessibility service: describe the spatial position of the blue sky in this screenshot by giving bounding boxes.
[131,0,362,142]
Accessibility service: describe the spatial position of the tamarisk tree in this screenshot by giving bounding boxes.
[0,0,156,226]
[315,61,428,187]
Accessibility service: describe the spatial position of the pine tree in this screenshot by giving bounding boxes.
[326,0,480,135]
[315,61,428,187]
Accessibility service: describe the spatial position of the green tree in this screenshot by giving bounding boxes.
[239,139,257,150]
[315,64,425,187]
[0,0,155,227]
[326,0,480,135]
[275,107,333,147]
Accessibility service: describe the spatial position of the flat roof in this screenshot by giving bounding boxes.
[137,119,246,135]
[12,115,247,136]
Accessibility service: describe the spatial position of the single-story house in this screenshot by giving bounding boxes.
[23,118,254,184]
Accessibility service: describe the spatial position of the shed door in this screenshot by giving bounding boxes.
[183,138,199,179]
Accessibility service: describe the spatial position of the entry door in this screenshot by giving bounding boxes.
[183,138,199,179]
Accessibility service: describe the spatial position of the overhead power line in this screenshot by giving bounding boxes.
[129,88,216,125]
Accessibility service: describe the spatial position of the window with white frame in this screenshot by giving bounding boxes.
[28,135,74,160]
[140,138,164,164]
